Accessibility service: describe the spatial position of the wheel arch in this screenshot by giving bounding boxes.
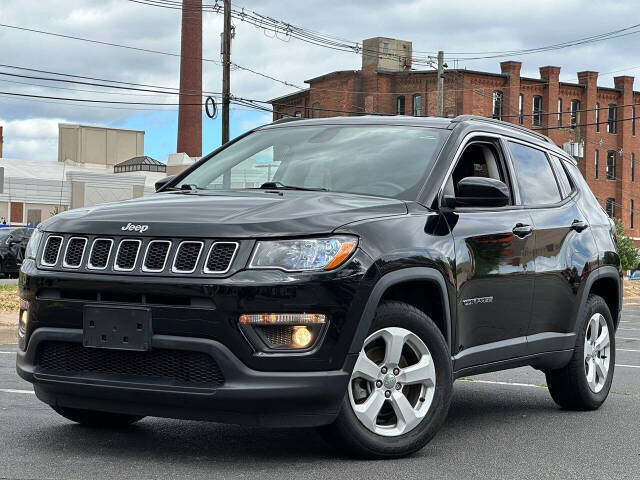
[349,267,453,355]
[576,266,622,331]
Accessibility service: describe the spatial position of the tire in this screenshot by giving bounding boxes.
[321,301,452,459]
[51,406,145,427]
[545,294,615,410]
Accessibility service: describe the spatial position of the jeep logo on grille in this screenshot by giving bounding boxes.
[121,223,149,233]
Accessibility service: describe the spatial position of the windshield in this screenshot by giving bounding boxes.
[177,125,446,199]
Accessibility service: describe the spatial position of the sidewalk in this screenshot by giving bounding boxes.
[0,312,16,327]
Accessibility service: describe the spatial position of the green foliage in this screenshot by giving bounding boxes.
[614,218,638,271]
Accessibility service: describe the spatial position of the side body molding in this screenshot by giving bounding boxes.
[348,267,452,355]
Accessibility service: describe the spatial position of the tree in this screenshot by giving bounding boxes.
[614,218,638,271]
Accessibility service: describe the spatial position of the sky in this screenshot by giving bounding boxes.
[1,0,640,162]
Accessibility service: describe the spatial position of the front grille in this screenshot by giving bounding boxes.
[37,341,224,387]
[205,242,238,273]
[41,235,240,276]
[115,240,141,271]
[143,241,171,272]
[42,236,63,266]
[63,238,87,268]
[88,239,113,269]
[173,241,203,273]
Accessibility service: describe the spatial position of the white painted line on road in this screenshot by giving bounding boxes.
[619,327,640,331]
[618,336,640,340]
[617,364,640,369]
[0,351,15,354]
[618,348,640,353]
[0,388,34,395]
[460,379,544,388]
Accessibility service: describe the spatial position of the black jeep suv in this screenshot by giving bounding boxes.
[17,115,621,458]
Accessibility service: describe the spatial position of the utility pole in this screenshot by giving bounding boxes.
[437,50,444,117]
[222,0,231,146]
[221,0,232,188]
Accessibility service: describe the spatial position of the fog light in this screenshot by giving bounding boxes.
[18,307,29,337]
[239,313,327,352]
[292,326,312,348]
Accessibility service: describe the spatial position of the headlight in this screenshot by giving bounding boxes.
[25,228,43,260]
[249,235,358,271]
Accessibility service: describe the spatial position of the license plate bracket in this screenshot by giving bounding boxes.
[83,305,152,351]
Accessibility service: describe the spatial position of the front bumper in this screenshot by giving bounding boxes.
[17,252,375,427]
[17,328,357,427]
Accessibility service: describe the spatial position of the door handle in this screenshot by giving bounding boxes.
[512,223,533,238]
[570,219,589,232]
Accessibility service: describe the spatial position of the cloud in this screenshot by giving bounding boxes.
[0,117,64,160]
[1,0,640,160]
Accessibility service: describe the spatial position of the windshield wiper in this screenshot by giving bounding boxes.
[259,182,328,192]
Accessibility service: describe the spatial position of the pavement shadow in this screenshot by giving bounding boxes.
[17,382,562,463]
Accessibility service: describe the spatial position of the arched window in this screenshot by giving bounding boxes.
[557,98,563,126]
[595,103,600,132]
[570,99,581,128]
[294,111,302,118]
[608,104,617,134]
[532,95,543,126]
[492,90,504,120]
[412,94,422,116]
[396,96,406,115]
[605,198,615,218]
[606,150,617,180]
[518,94,523,124]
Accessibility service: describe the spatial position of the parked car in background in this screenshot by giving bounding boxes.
[629,270,640,280]
[0,227,34,278]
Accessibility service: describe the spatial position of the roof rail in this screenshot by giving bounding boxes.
[271,116,305,125]
[451,115,554,144]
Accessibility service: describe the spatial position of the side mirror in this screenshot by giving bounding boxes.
[444,177,510,208]
[155,175,176,192]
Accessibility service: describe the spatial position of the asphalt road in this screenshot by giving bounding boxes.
[1,309,639,480]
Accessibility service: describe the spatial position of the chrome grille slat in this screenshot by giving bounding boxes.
[114,239,142,271]
[87,238,113,270]
[41,235,63,266]
[204,242,239,273]
[62,237,87,268]
[172,241,204,274]
[142,240,172,272]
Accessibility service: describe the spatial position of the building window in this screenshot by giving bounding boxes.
[570,99,581,128]
[595,149,599,179]
[396,96,405,115]
[557,98,563,126]
[633,153,636,182]
[311,102,320,118]
[605,198,615,218]
[532,95,543,126]
[608,104,617,134]
[632,199,635,229]
[595,103,600,132]
[492,90,504,120]
[634,106,637,136]
[412,94,422,116]
[294,111,302,118]
[383,42,390,57]
[606,150,617,180]
[518,94,523,125]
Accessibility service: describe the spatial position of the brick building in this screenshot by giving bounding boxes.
[270,37,640,239]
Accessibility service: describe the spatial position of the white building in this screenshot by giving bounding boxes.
[0,123,169,226]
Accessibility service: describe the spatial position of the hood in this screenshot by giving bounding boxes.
[41,190,407,238]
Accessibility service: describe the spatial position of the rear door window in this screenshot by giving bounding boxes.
[508,142,562,205]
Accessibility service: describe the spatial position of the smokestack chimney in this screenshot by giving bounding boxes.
[177,0,202,157]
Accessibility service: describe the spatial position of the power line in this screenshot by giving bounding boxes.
[0,23,305,90]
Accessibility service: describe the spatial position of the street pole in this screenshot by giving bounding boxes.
[437,50,444,117]
[222,0,231,187]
